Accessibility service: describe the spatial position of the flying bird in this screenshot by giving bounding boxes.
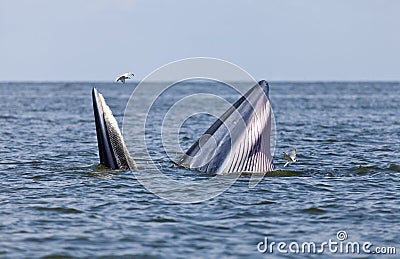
[283,148,297,167]
[115,72,134,84]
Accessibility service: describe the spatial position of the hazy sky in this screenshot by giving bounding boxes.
[1,0,399,81]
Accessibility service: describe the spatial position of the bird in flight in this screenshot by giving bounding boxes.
[283,148,297,167]
[115,72,134,84]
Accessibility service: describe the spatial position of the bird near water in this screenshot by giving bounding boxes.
[283,148,297,167]
[115,72,134,84]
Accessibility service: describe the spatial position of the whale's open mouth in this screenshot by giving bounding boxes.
[91,80,274,174]
[92,88,136,170]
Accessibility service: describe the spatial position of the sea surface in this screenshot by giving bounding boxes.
[0,81,399,258]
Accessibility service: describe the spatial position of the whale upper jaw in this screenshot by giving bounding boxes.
[92,88,136,170]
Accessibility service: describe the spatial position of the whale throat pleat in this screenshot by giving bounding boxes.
[178,80,275,174]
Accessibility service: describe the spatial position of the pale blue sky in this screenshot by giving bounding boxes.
[1,0,399,81]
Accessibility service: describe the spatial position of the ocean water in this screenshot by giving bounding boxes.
[0,81,399,258]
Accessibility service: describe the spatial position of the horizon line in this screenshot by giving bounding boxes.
[1,80,400,84]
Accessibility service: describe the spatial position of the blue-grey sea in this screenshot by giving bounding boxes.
[0,81,399,258]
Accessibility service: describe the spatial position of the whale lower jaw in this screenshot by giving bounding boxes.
[178,80,275,174]
[92,88,136,170]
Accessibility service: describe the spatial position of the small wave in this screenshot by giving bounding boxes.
[302,207,326,214]
[65,164,129,177]
[0,160,42,165]
[35,207,83,214]
[388,164,400,173]
[144,217,177,223]
[266,170,304,177]
[238,170,304,178]
[348,165,400,175]
[256,200,277,205]
[0,115,18,120]
[41,253,76,259]
[348,165,380,175]
[303,138,340,143]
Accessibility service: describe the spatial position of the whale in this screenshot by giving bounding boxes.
[177,80,275,173]
[92,88,136,170]
[91,80,274,173]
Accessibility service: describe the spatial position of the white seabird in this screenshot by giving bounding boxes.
[115,72,134,84]
[283,148,297,167]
